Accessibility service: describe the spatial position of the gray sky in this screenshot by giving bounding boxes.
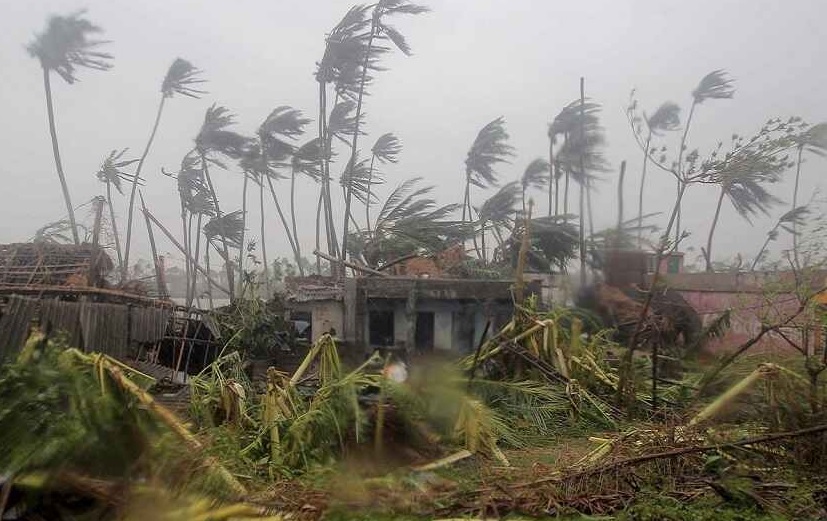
[2,0,826,269]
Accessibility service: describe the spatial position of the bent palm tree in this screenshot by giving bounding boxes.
[95,149,138,273]
[476,182,521,264]
[702,132,793,271]
[355,177,462,267]
[366,133,402,233]
[633,101,680,246]
[520,158,550,213]
[123,58,205,280]
[339,1,429,271]
[790,122,827,265]
[675,70,735,242]
[28,11,112,244]
[195,105,250,300]
[464,117,514,258]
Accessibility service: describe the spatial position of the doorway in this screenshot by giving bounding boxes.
[415,312,435,351]
[369,310,395,346]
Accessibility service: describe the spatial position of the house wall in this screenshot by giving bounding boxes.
[291,300,344,342]
[658,272,826,356]
[362,298,511,353]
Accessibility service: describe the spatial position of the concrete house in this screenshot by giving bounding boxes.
[286,275,537,354]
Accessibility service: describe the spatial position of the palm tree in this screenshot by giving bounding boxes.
[548,99,604,217]
[195,105,250,301]
[290,138,324,273]
[338,1,429,272]
[28,11,113,245]
[675,70,735,242]
[702,131,794,272]
[354,177,462,267]
[123,58,205,280]
[95,149,138,273]
[520,158,550,213]
[751,206,809,271]
[633,102,680,247]
[790,122,827,265]
[476,182,521,264]
[463,117,514,258]
[248,107,312,278]
[366,133,402,233]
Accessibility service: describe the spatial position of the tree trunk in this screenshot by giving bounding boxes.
[124,95,166,280]
[259,180,270,294]
[139,193,166,298]
[792,145,804,268]
[564,170,570,216]
[675,101,698,245]
[637,134,651,248]
[265,174,300,263]
[290,167,305,276]
[201,157,235,301]
[239,170,249,295]
[205,244,214,309]
[554,166,560,216]
[578,77,587,287]
[617,160,627,230]
[548,137,554,217]
[42,69,80,245]
[365,154,376,235]
[704,187,726,272]
[190,213,203,307]
[106,182,123,272]
[180,200,191,305]
[340,14,380,271]
[315,190,323,274]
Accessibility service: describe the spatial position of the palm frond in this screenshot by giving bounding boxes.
[204,211,245,251]
[196,104,250,160]
[465,117,515,189]
[646,101,681,135]
[371,132,402,163]
[797,122,827,155]
[27,10,112,83]
[96,149,139,194]
[161,58,206,98]
[521,158,550,191]
[478,182,520,227]
[692,69,735,103]
[328,101,362,142]
[292,138,323,181]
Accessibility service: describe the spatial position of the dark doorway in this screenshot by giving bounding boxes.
[415,312,435,351]
[369,310,395,346]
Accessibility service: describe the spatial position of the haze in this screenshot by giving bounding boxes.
[2,0,826,269]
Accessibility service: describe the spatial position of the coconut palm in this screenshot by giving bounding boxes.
[702,134,793,272]
[314,7,371,262]
[28,11,113,245]
[194,105,250,300]
[95,149,138,272]
[244,107,311,279]
[520,158,550,213]
[366,133,402,233]
[751,206,810,271]
[290,138,324,273]
[674,70,735,241]
[476,182,521,264]
[633,102,680,246]
[548,100,600,212]
[122,58,205,280]
[790,122,827,265]
[353,177,462,267]
[338,1,429,271]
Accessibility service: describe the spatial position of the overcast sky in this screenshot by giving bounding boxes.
[2,0,826,270]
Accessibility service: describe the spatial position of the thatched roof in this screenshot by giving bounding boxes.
[0,242,113,288]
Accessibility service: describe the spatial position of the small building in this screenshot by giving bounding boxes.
[285,275,537,354]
